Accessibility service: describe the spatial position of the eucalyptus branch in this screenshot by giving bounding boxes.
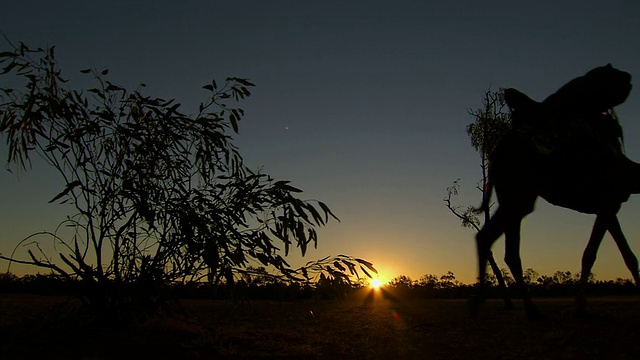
[0,42,365,317]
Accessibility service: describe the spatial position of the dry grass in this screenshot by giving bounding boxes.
[1,290,639,359]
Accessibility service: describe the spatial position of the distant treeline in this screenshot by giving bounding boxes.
[0,270,636,301]
[385,270,637,299]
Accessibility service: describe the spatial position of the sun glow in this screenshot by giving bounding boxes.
[370,278,382,290]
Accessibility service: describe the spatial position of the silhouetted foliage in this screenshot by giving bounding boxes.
[0,41,374,319]
[387,272,469,298]
[445,89,514,307]
[1,269,636,300]
[445,89,512,230]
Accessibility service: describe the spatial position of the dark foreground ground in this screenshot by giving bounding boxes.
[1,290,639,359]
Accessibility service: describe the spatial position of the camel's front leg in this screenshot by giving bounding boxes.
[607,215,640,286]
[577,215,607,315]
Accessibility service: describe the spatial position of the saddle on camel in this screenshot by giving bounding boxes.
[501,64,632,213]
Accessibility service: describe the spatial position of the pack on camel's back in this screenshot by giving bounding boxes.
[503,64,631,158]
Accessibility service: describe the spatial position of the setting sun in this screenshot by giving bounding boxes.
[370,278,382,290]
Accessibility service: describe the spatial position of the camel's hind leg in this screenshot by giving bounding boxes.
[474,207,528,315]
[476,209,508,288]
[472,208,508,316]
[475,183,537,318]
[488,251,515,309]
[503,213,541,319]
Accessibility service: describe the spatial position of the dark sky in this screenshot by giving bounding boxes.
[2,1,640,283]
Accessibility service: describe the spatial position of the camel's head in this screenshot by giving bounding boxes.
[583,64,632,111]
[543,64,632,114]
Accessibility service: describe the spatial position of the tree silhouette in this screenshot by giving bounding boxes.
[445,89,513,307]
[0,41,373,317]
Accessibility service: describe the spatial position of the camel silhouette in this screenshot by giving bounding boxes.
[473,65,639,317]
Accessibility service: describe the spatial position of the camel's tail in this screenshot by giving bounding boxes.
[473,87,526,216]
[474,163,494,216]
[472,88,528,217]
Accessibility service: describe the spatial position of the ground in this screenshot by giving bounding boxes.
[1,290,639,359]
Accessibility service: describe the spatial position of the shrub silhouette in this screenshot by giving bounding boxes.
[0,41,372,319]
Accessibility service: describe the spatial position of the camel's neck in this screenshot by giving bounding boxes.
[622,156,640,195]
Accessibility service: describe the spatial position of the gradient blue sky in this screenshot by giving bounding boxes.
[2,1,640,284]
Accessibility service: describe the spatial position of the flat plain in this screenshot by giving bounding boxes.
[1,291,639,359]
